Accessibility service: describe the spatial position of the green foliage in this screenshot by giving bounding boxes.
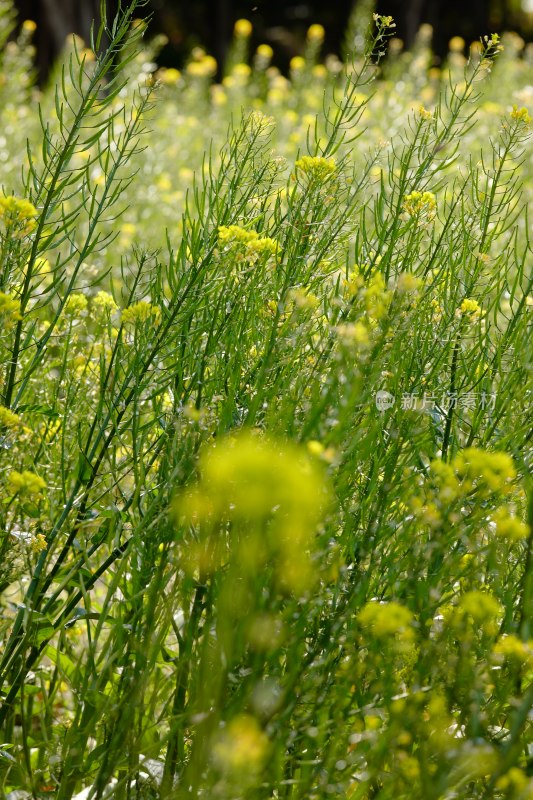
[0,3,532,798]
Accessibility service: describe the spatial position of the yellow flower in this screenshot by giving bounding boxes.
[373,14,396,28]
[211,84,227,106]
[22,19,37,33]
[402,191,436,219]
[175,432,327,592]
[183,433,324,524]
[0,292,22,328]
[289,287,320,311]
[186,55,217,78]
[234,18,252,38]
[121,301,161,326]
[430,458,461,502]
[64,293,88,317]
[159,67,181,85]
[92,290,118,315]
[213,714,269,773]
[307,24,325,43]
[451,447,516,494]
[458,297,482,318]
[396,272,422,293]
[510,105,532,124]
[8,470,46,498]
[449,36,465,52]
[232,62,251,79]
[342,268,365,298]
[493,634,533,667]
[256,44,273,60]
[306,440,324,457]
[496,768,530,793]
[492,508,529,541]
[120,222,137,239]
[357,600,415,640]
[30,533,47,553]
[0,406,24,430]
[312,64,327,78]
[290,56,306,72]
[364,271,391,320]
[336,321,370,348]
[452,590,502,634]
[218,225,278,260]
[218,224,257,245]
[0,195,38,235]
[294,155,336,182]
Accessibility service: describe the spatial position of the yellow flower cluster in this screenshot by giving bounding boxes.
[450,590,502,634]
[231,63,251,80]
[396,272,422,294]
[234,18,252,38]
[8,470,46,498]
[452,447,516,495]
[0,292,22,328]
[342,268,365,298]
[121,301,162,326]
[246,109,275,134]
[288,287,320,311]
[213,714,269,774]
[430,458,461,502]
[510,105,531,124]
[458,297,482,318]
[493,634,533,667]
[430,448,516,502]
[0,195,38,235]
[418,105,433,120]
[357,600,415,640]
[336,321,370,349]
[0,405,27,432]
[402,190,436,219]
[30,533,47,553]
[373,13,396,28]
[491,507,529,541]
[483,32,504,52]
[496,768,532,794]
[175,432,327,592]
[364,270,391,320]
[0,406,21,428]
[449,36,465,52]
[159,67,181,86]
[217,225,278,259]
[92,290,118,315]
[186,54,217,79]
[294,155,336,182]
[256,44,273,61]
[307,24,325,43]
[64,293,88,317]
[290,56,306,72]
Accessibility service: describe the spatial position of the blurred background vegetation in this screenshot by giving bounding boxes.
[11,0,533,82]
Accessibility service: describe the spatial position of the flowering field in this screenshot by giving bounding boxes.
[0,0,532,797]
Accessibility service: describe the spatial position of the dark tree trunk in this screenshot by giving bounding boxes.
[9,0,511,83]
[376,0,491,56]
[13,0,119,83]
